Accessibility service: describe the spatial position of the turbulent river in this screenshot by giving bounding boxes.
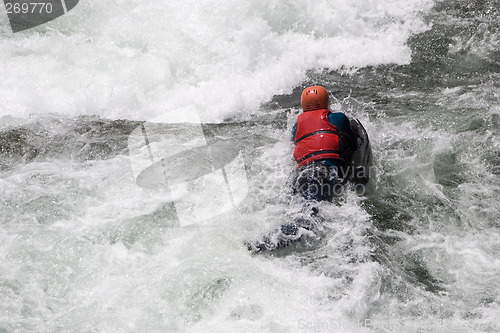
[1,0,499,332]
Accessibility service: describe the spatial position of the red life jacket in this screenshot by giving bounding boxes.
[293,109,342,168]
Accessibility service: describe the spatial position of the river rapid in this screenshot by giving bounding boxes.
[1,0,499,332]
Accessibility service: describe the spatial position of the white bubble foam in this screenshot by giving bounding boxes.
[0,0,433,122]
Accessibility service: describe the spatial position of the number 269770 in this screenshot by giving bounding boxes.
[5,2,53,14]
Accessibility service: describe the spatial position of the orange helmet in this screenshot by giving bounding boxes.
[301,86,329,111]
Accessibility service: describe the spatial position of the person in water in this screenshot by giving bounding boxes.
[291,85,368,201]
[250,85,371,252]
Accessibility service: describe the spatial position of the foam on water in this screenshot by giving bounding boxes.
[2,0,500,332]
[0,151,379,332]
[356,65,500,330]
[0,0,433,122]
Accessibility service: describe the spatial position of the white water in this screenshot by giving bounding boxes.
[1,0,432,121]
[2,0,500,332]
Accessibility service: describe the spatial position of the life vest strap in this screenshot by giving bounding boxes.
[296,150,341,164]
[294,130,341,144]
